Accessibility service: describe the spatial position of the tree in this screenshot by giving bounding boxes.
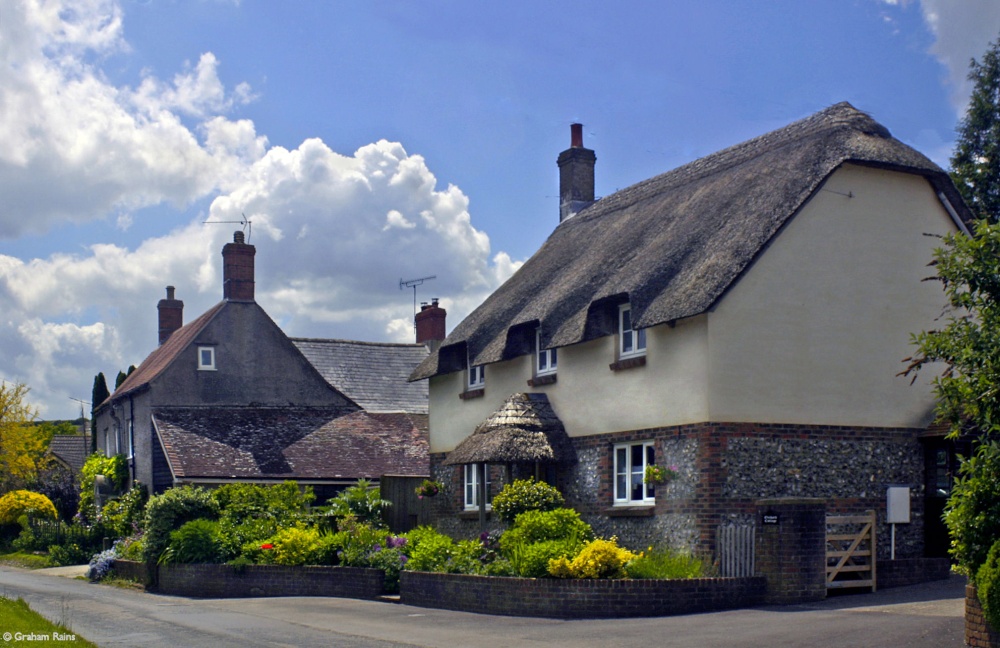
[951,34,1000,222]
[90,372,110,453]
[0,382,47,494]
[903,220,1000,575]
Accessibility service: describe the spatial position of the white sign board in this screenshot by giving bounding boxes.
[887,486,911,524]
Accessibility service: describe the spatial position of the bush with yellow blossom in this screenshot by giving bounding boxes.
[548,537,637,579]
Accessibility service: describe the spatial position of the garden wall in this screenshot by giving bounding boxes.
[111,561,385,599]
[967,584,1000,648]
[400,571,766,618]
[877,558,950,590]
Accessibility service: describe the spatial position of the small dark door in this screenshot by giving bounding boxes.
[923,438,968,558]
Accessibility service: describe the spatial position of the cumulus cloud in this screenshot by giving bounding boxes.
[0,0,265,239]
[0,0,519,417]
[886,0,1000,112]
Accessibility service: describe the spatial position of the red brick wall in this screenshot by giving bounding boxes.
[400,571,766,618]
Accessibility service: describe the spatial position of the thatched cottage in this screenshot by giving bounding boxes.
[410,102,973,560]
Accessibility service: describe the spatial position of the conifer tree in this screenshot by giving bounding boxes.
[90,373,110,453]
[951,35,1000,222]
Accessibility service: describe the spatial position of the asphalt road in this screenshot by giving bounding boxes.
[0,565,967,648]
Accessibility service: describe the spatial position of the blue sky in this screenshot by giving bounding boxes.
[1,0,998,418]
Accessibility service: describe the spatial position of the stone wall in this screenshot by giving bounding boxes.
[400,571,766,618]
[429,422,928,559]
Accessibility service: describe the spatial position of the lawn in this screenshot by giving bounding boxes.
[0,551,54,569]
[0,597,97,647]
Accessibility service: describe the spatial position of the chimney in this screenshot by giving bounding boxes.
[415,298,447,351]
[222,230,256,301]
[157,286,183,345]
[557,123,596,223]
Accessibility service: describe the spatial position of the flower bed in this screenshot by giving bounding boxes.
[400,571,767,619]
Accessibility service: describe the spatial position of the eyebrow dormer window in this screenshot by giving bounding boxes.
[198,346,216,371]
[619,304,646,358]
[536,329,557,376]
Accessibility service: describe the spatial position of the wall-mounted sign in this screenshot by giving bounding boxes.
[763,513,780,525]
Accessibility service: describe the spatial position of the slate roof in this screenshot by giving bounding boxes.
[443,393,575,465]
[291,338,428,413]
[48,434,90,472]
[153,407,429,481]
[411,102,974,381]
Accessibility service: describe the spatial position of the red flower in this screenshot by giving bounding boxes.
[261,543,274,550]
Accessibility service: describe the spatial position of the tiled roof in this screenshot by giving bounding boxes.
[291,338,429,413]
[48,434,90,472]
[152,407,429,481]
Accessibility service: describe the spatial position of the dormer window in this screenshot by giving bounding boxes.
[468,362,485,389]
[536,329,557,376]
[198,346,216,371]
[619,304,646,358]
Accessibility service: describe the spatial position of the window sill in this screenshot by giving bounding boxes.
[527,374,557,387]
[609,356,646,372]
[460,388,485,400]
[604,505,655,517]
[458,509,492,520]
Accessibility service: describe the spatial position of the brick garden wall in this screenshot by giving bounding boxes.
[878,558,950,590]
[145,563,384,599]
[967,584,1000,647]
[400,571,766,618]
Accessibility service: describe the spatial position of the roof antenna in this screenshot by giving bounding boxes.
[400,275,437,330]
[203,213,252,242]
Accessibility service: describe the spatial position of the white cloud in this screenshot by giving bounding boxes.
[893,0,1000,112]
[0,0,264,239]
[0,1,519,417]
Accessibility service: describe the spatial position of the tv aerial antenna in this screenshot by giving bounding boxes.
[400,275,437,322]
[203,212,252,242]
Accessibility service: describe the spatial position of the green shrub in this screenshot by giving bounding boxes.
[325,479,391,527]
[265,525,323,566]
[549,538,636,579]
[499,508,593,554]
[404,528,455,572]
[212,481,313,525]
[143,486,219,564]
[507,538,581,578]
[624,545,705,579]
[978,539,1000,630]
[946,441,1000,576]
[491,479,564,524]
[101,482,149,538]
[161,519,224,564]
[78,454,128,521]
[47,542,93,567]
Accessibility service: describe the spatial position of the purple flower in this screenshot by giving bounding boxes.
[373,544,382,552]
[400,555,409,564]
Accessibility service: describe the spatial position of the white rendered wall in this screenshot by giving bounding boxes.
[706,164,956,427]
[428,315,709,453]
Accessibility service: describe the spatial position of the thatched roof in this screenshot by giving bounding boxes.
[443,393,575,465]
[411,102,973,381]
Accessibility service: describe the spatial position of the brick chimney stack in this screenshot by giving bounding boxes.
[557,123,596,223]
[222,230,256,301]
[157,286,183,345]
[415,298,447,351]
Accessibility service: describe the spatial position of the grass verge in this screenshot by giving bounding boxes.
[0,551,54,569]
[0,596,97,647]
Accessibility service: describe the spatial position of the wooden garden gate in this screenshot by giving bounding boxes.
[826,510,876,592]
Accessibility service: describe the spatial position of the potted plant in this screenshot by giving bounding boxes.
[644,464,678,486]
[415,479,442,499]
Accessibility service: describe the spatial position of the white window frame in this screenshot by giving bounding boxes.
[198,346,216,371]
[536,329,557,376]
[613,440,656,505]
[467,353,484,390]
[619,304,646,358]
[464,464,492,510]
[104,427,113,457]
[126,420,134,460]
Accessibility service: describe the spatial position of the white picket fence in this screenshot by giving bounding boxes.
[717,523,755,577]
